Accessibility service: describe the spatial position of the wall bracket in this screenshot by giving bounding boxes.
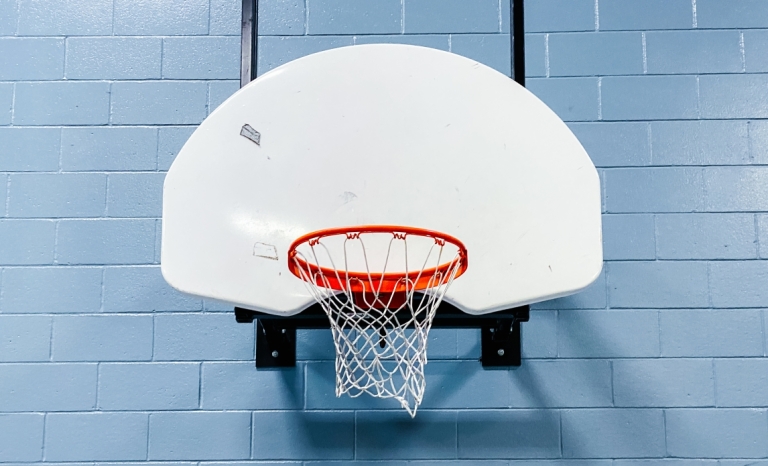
[235,301,529,368]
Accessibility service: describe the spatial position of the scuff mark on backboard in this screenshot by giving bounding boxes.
[339,192,358,204]
[240,124,261,146]
[253,242,278,260]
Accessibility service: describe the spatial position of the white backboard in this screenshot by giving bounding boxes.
[161,44,603,316]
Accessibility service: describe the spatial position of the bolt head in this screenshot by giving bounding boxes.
[271,350,279,358]
[497,349,505,356]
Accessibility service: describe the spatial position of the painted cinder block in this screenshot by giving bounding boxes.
[522,310,558,358]
[51,314,153,361]
[608,261,708,308]
[99,363,200,410]
[715,359,768,407]
[106,172,165,218]
[296,328,336,360]
[602,214,655,260]
[601,76,699,121]
[700,75,768,119]
[527,77,600,122]
[697,0,768,29]
[358,411,457,460]
[451,34,511,76]
[149,412,251,460]
[704,167,768,212]
[660,310,764,358]
[744,30,768,72]
[258,0,305,36]
[57,219,156,265]
[656,213,757,260]
[533,267,607,310]
[201,361,304,409]
[99,226,164,275]
[8,173,106,218]
[114,0,209,35]
[0,267,102,313]
[0,315,51,362]
[102,266,201,312]
[153,313,254,361]
[403,0,499,34]
[17,0,112,35]
[524,0,594,32]
[0,83,10,125]
[457,410,561,459]
[558,310,660,358]
[508,359,613,408]
[162,37,240,79]
[111,82,208,125]
[257,36,354,75]
[0,127,60,172]
[613,359,715,407]
[759,214,768,258]
[65,37,162,80]
[615,461,717,466]
[561,409,666,458]
[45,412,148,461]
[13,82,110,125]
[710,261,768,308]
[354,34,450,51]
[548,32,642,77]
[0,0,17,34]
[210,0,242,35]
[748,121,768,165]
[645,30,742,75]
[525,33,547,77]
[0,363,96,411]
[604,168,704,213]
[598,0,693,30]
[0,38,64,80]
[650,121,750,166]
[0,219,55,265]
[569,122,650,167]
[308,0,401,35]
[208,81,240,113]
[158,126,196,170]
[302,361,399,410]
[665,409,768,458]
[0,414,44,461]
[306,360,510,410]
[61,127,157,172]
[251,411,354,460]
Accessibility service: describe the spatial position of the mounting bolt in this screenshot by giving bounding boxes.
[497,349,505,356]
[271,350,279,358]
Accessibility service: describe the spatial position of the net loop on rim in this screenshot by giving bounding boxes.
[288,225,467,416]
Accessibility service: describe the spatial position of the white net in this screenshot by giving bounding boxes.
[289,228,466,417]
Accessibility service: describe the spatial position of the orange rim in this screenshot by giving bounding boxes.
[287,225,468,293]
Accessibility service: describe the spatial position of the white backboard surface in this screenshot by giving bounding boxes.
[161,44,603,316]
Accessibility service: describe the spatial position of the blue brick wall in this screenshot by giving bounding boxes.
[2,0,768,463]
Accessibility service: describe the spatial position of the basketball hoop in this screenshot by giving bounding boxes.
[288,225,467,416]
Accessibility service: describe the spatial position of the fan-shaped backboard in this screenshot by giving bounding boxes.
[161,44,602,316]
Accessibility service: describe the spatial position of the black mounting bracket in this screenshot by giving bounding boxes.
[235,300,529,368]
[241,0,526,87]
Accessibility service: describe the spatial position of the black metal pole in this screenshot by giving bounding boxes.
[511,0,525,86]
[240,0,257,87]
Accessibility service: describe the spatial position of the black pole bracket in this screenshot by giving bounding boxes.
[235,300,529,368]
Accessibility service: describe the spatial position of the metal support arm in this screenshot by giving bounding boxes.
[235,301,529,368]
